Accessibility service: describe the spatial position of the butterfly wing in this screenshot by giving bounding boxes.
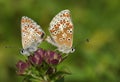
[48,10,73,49]
[21,16,45,50]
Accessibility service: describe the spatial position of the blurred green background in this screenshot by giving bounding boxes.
[0,0,120,82]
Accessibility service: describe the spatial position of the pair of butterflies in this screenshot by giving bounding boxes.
[21,9,75,56]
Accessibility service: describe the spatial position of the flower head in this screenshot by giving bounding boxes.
[35,48,45,58]
[16,60,30,75]
[44,51,62,65]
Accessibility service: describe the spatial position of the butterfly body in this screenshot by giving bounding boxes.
[21,16,45,56]
[46,10,75,54]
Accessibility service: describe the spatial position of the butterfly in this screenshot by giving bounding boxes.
[46,9,75,54]
[20,16,45,56]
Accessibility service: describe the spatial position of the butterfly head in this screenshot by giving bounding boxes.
[66,48,75,54]
[58,47,75,54]
[20,49,30,56]
[71,48,75,53]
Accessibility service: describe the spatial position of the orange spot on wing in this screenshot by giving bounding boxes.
[55,26,59,29]
[63,13,70,17]
[30,25,32,28]
[63,20,66,23]
[21,19,25,23]
[22,29,25,32]
[25,19,27,22]
[24,26,27,30]
[68,24,73,28]
[66,13,70,17]
[60,20,63,24]
[66,22,70,26]
[54,25,58,28]
[54,24,59,29]
[50,29,55,32]
[61,25,73,47]
[57,23,60,26]
[35,28,38,31]
[60,15,63,17]
[27,19,31,23]
[22,29,30,35]
[54,33,72,48]
[63,13,66,17]
[37,31,41,35]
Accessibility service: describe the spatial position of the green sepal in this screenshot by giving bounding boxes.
[50,70,71,81]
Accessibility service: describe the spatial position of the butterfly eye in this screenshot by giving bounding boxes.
[21,50,24,53]
[20,49,30,56]
[71,48,75,53]
[20,49,25,54]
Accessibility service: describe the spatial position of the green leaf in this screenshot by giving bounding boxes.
[22,75,33,82]
[56,77,64,82]
[50,71,71,81]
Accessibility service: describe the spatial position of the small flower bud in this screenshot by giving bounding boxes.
[44,51,62,65]
[16,60,30,75]
[46,67,56,75]
[28,48,45,65]
[35,48,45,58]
[28,52,42,65]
